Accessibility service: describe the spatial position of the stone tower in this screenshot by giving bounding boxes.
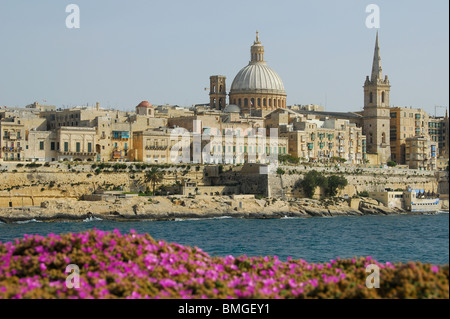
[363,32,391,165]
[209,75,227,110]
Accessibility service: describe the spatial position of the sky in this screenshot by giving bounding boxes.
[0,0,448,116]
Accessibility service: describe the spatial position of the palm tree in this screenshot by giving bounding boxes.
[144,167,164,195]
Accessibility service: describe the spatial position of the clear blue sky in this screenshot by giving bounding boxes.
[0,0,448,116]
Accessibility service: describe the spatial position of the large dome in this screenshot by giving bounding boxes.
[230,63,286,95]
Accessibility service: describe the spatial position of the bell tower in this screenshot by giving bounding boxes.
[363,32,391,165]
[209,75,227,110]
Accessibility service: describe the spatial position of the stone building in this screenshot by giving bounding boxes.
[362,32,391,165]
[428,111,449,158]
[282,118,366,165]
[209,76,227,111]
[25,130,58,162]
[405,136,437,170]
[0,117,25,161]
[56,127,97,162]
[390,107,430,164]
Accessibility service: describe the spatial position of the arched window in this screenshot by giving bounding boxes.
[238,99,242,107]
[381,91,385,103]
[258,98,261,107]
[269,99,272,107]
[263,98,266,107]
[369,92,373,104]
[382,133,386,144]
[244,98,248,107]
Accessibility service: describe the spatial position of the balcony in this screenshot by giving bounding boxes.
[58,151,97,156]
[145,146,168,151]
[3,135,21,141]
[2,147,23,153]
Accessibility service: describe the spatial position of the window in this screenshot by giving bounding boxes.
[39,141,44,150]
[369,92,373,104]
[76,142,81,153]
[88,143,92,153]
[64,142,69,152]
[51,142,55,151]
[381,91,385,103]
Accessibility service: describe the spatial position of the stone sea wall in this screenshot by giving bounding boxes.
[0,162,444,210]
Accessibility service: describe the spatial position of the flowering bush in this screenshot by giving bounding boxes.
[0,229,448,299]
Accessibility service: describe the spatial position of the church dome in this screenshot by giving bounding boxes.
[223,104,241,113]
[137,101,152,108]
[230,63,286,95]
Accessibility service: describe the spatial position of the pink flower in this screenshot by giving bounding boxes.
[431,266,439,273]
[159,279,177,288]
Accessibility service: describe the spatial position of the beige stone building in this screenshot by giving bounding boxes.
[405,136,437,170]
[282,118,366,164]
[25,130,58,162]
[390,107,430,164]
[56,127,97,162]
[0,117,25,161]
[132,128,177,164]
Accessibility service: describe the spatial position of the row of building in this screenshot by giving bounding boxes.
[1,100,447,170]
[1,32,448,169]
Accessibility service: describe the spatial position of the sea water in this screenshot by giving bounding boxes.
[0,213,448,264]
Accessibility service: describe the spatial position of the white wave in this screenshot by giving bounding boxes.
[174,216,233,222]
[83,216,103,222]
[15,219,42,224]
[436,210,449,214]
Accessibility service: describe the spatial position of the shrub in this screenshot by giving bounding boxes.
[387,161,397,167]
[358,191,370,198]
[0,230,447,299]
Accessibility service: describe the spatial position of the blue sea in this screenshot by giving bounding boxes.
[0,213,448,265]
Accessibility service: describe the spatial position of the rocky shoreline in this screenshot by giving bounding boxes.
[0,195,445,224]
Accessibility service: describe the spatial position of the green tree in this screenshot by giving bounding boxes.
[325,175,348,197]
[300,170,327,198]
[144,167,164,195]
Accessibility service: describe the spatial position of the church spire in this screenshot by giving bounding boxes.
[371,31,383,82]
